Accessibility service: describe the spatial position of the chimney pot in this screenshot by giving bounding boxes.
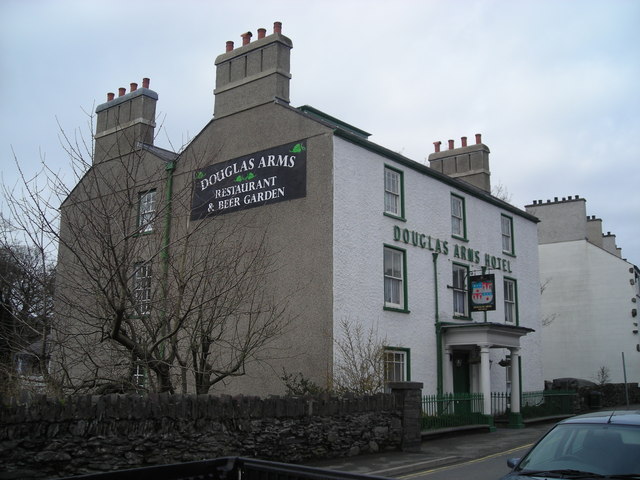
[461,136,468,147]
[118,87,126,97]
[274,21,282,34]
[448,139,455,150]
[130,82,138,92]
[107,92,115,101]
[142,78,150,89]
[258,28,266,39]
[241,31,252,45]
[433,141,441,153]
[226,40,234,52]
[475,133,482,144]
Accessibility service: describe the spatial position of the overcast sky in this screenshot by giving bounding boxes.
[1,0,639,266]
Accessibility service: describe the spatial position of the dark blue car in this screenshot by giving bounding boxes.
[502,410,640,479]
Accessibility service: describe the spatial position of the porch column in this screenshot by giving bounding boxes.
[443,346,453,393]
[509,347,524,428]
[480,344,491,415]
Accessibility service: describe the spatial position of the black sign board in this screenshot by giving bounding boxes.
[191,141,307,220]
[470,274,496,312]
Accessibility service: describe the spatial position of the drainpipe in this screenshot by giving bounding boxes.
[160,160,176,356]
[433,252,443,396]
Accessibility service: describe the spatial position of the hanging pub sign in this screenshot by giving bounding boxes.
[470,274,496,311]
[190,141,307,220]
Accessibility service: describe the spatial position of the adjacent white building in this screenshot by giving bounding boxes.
[526,197,640,384]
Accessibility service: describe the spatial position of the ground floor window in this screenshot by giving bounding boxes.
[384,347,410,383]
[132,363,146,388]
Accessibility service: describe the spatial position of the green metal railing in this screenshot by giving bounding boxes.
[423,390,576,430]
[491,390,576,419]
[421,393,491,429]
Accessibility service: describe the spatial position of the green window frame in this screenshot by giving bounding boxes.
[383,347,411,383]
[452,262,469,318]
[384,245,408,312]
[504,277,518,325]
[501,214,515,255]
[384,166,405,220]
[451,193,467,240]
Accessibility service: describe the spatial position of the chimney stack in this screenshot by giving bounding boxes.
[94,77,158,164]
[241,32,252,45]
[428,133,492,193]
[214,21,292,119]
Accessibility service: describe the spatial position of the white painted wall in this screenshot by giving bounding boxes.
[539,240,640,384]
[332,137,543,394]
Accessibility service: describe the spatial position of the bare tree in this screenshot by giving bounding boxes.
[540,278,558,327]
[594,365,610,386]
[491,182,513,203]
[0,241,55,397]
[332,318,387,395]
[2,116,292,395]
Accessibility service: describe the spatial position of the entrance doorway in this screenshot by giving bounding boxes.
[452,352,470,394]
[452,352,471,415]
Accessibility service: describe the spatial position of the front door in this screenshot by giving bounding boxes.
[452,352,470,394]
[452,352,471,415]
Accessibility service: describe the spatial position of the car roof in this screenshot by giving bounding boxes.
[559,410,640,426]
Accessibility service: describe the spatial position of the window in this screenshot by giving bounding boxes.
[384,166,404,218]
[504,278,517,324]
[133,262,152,315]
[132,364,146,388]
[138,190,157,233]
[505,355,512,394]
[384,348,410,383]
[452,263,468,317]
[501,215,514,254]
[384,246,406,310]
[451,194,466,239]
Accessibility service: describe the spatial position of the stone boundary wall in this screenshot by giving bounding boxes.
[0,392,403,480]
[576,382,640,411]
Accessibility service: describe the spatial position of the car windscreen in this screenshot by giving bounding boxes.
[516,422,640,475]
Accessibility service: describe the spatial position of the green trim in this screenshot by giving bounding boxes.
[451,193,468,241]
[160,161,176,356]
[508,412,525,429]
[298,105,371,138]
[331,127,539,223]
[383,244,409,313]
[383,346,411,382]
[384,212,406,222]
[383,164,406,221]
[503,276,519,326]
[433,253,443,396]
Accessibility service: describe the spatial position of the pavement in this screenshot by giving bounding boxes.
[304,419,560,478]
